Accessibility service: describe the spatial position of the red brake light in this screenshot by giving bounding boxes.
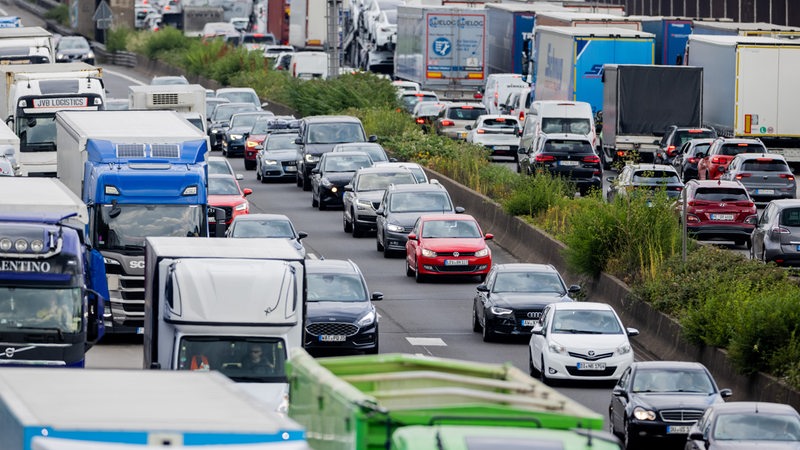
[519,111,525,121]
[616,150,627,157]
[780,173,795,181]
[688,129,704,133]
[416,118,425,124]
[711,156,724,164]
[687,157,698,164]
[462,106,474,109]
[735,173,751,179]
[476,129,485,134]
[756,158,774,162]
[535,154,556,163]
[440,120,454,127]
[582,155,600,164]
[737,143,749,146]
[474,92,483,99]
[495,117,505,122]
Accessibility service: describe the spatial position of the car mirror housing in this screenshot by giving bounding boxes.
[568,284,581,294]
[531,325,544,335]
[297,231,308,240]
[476,284,489,292]
[243,188,253,196]
[295,137,303,145]
[455,206,465,214]
[627,327,640,337]
[372,292,384,301]
[368,135,378,142]
[719,388,733,398]
[344,184,353,191]
[687,431,704,441]
[611,386,627,398]
[484,233,493,240]
[407,232,417,241]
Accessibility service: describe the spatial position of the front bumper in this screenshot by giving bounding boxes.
[303,322,378,352]
[687,224,754,241]
[543,350,632,381]
[383,228,413,252]
[626,419,699,445]
[319,185,346,207]
[417,255,491,277]
[260,160,298,179]
[485,309,543,336]
[224,139,245,156]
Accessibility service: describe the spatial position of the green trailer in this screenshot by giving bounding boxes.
[392,425,622,450]
[286,349,608,450]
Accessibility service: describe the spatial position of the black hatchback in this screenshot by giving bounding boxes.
[518,133,602,195]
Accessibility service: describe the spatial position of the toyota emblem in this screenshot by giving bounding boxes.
[453,251,460,257]
[588,350,595,356]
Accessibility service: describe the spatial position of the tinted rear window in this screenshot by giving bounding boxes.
[689,143,711,155]
[720,143,764,156]
[633,171,680,183]
[694,187,749,201]
[741,159,790,172]
[674,130,716,146]
[541,118,591,135]
[781,208,800,227]
[447,107,487,121]
[542,139,593,154]
[481,118,518,129]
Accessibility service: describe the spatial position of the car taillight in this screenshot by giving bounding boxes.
[476,129,485,134]
[535,154,556,163]
[780,173,796,181]
[687,157,698,164]
[735,173,751,180]
[666,145,676,156]
[671,186,683,191]
[416,118,425,124]
[686,214,700,223]
[440,120,454,127]
[711,156,724,164]
[773,226,791,234]
[582,155,600,164]
[616,150,627,157]
[519,111,525,121]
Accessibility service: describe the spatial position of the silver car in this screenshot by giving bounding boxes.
[342,166,418,237]
[434,103,488,140]
[750,199,800,266]
[465,114,521,160]
[720,153,796,204]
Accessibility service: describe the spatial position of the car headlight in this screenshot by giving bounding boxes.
[633,407,656,421]
[230,134,243,140]
[548,341,566,354]
[86,51,95,59]
[356,200,373,210]
[474,247,489,257]
[305,154,319,163]
[56,53,65,60]
[103,257,121,265]
[617,342,632,355]
[234,202,248,211]
[357,310,376,327]
[490,306,513,315]
[421,248,437,257]
[387,224,405,233]
[263,159,278,165]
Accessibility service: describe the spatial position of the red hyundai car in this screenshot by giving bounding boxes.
[405,214,493,283]
[697,137,766,180]
[681,179,757,246]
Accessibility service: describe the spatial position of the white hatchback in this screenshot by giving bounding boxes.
[529,301,638,384]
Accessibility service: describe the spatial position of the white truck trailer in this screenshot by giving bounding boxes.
[128,83,207,131]
[289,0,328,50]
[0,368,309,449]
[0,26,54,64]
[0,63,104,176]
[686,34,800,167]
[144,237,306,413]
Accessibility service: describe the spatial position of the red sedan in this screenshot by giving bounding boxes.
[405,214,493,283]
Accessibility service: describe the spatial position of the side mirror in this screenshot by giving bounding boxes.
[688,431,704,441]
[371,292,384,301]
[518,146,527,154]
[407,232,417,241]
[243,188,253,197]
[311,167,319,174]
[696,152,705,159]
[389,157,397,162]
[465,125,472,130]
[454,206,465,214]
[476,284,489,292]
[150,362,162,369]
[531,324,544,335]
[297,231,308,240]
[368,135,378,142]
[344,184,353,191]
[612,386,628,398]
[236,173,244,180]
[720,388,733,398]
[261,101,270,108]
[484,233,493,240]
[375,208,385,215]
[606,176,616,183]
[295,137,303,145]
[627,327,640,337]
[567,284,581,294]
[243,132,250,139]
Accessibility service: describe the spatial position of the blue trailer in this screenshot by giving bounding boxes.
[55,110,211,336]
[635,16,692,65]
[0,178,106,367]
[532,26,655,115]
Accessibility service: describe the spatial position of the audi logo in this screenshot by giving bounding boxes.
[526,312,541,318]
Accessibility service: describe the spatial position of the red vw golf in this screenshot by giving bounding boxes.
[405,214,493,283]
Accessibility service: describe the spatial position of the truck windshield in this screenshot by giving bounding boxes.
[17,114,56,152]
[0,287,81,333]
[95,204,204,251]
[177,336,288,383]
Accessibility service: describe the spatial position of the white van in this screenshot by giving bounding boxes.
[482,73,530,115]
[519,100,596,153]
[290,51,328,79]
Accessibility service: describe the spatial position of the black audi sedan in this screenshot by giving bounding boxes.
[303,259,382,355]
[609,361,732,450]
[472,263,579,342]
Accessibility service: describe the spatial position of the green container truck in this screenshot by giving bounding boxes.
[287,349,619,450]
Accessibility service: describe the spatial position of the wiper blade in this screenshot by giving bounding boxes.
[558,328,603,334]
[10,326,63,340]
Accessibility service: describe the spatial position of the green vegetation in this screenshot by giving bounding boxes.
[118,28,800,387]
[44,3,69,26]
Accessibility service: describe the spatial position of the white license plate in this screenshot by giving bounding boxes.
[444,259,469,266]
[757,189,775,195]
[710,213,735,221]
[577,362,606,370]
[559,160,579,166]
[667,425,692,434]
[33,97,88,108]
[136,327,144,335]
[493,146,510,150]
[521,320,537,327]
[458,132,467,139]
[285,166,297,172]
[319,335,346,342]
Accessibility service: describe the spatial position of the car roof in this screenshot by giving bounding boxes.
[715,137,764,144]
[305,259,360,274]
[419,213,476,222]
[216,102,257,109]
[478,114,520,121]
[730,152,786,161]
[231,111,272,118]
[550,302,615,311]
[687,179,745,189]
[708,402,799,415]
[628,163,677,171]
[540,133,592,142]
[324,151,371,158]
[686,138,716,145]
[216,87,257,93]
[492,263,559,273]
[354,166,412,175]
[334,142,382,148]
[207,156,231,163]
[389,183,445,193]
[446,102,486,109]
[231,213,290,222]
[768,199,800,209]
[631,361,708,371]
[375,161,422,169]
[302,115,362,123]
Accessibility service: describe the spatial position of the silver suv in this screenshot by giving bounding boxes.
[343,166,418,237]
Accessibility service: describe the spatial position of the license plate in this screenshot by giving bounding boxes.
[33,97,88,108]
[559,160,579,166]
[493,146,509,150]
[458,132,467,139]
[757,189,775,195]
[710,213,735,221]
[667,425,692,434]
[319,335,346,342]
[285,166,297,171]
[577,362,606,370]
[444,259,469,266]
[521,320,537,327]
[136,327,144,335]
[796,245,800,251]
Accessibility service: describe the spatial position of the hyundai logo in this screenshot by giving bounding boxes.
[588,350,595,356]
[453,251,460,257]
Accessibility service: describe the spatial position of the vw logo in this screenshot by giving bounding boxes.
[588,350,595,356]
[719,203,726,207]
[4,347,13,358]
[453,251,460,257]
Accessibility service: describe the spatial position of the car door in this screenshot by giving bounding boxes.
[407,217,422,269]
[476,267,497,324]
[376,190,391,242]
[673,141,690,177]
[530,304,551,368]
[311,154,326,197]
[610,366,632,433]
[753,203,774,257]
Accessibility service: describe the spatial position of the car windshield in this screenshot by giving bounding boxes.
[632,368,714,394]
[552,309,623,334]
[714,413,800,441]
[541,118,591,135]
[356,172,416,191]
[721,143,764,156]
[741,159,790,172]
[231,114,263,128]
[213,105,257,121]
[694,187,749,202]
[177,336,287,383]
[207,160,233,175]
[781,208,800,227]
[389,192,451,213]
[230,219,294,238]
[307,123,365,144]
[0,287,81,333]
[542,139,593,154]
[323,155,373,172]
[218,91,259,105]
[480,118,518,130]
[633,170,680,183]
[95,205,204,251]
[446,107,486,121]
[421,219,481,238]
[265,134,300,150]
[493,271,565,294]
[208,177,241,195]
[58,38,90,50]
[307,273,367,302]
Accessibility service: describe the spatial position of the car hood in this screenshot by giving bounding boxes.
[263,149,297,160]
[491,292,572,309]
[388,211,449,227]
[58,48,91,56]
[547,333,629,352]
[304,143,339,155]
[421,237,487,252]
[704,442,800,450]
[234,382,288,413]
[630,392,722,411]
[323,171,357,184]
[208,194,245,206]
[306,300,372,322]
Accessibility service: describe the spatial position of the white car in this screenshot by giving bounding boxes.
[371,9,397,50]
[528,302,638,384]
[482,73,530,115]
[465,115,522,160]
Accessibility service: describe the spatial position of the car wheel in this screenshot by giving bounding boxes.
[296,173,302,187]
[302,175,311,191]
[256,166,261,180]
[382,241,392,258]
[540,356,550,385]
[481,318,494,342]
[260,170,268,184]
[318,198,326,211]
[244,160,255,170]
[376,236,384,252]
[478,273,487,282]
[406,259,414,277]
[343,212,353,233]
[623,421,637,450]
[352,223,363,238]
[311,195,318,208]
[528,351,540,377]
[472,305,481,332]
[415,264,426,283]
[750,241,756,260]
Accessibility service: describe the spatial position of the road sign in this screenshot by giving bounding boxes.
[93,0,113,22]
[96,18,112,30]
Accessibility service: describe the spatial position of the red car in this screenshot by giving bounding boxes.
[208,174,252,235]
[405,214,493,283]
[682,179,757,246]
[697,137,766,180]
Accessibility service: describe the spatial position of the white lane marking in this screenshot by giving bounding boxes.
[102,67,146,86]
[405,337,446,346]
[306,253,319,260]
[0,8,7,15]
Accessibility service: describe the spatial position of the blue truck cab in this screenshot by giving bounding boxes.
[56,110,210,335]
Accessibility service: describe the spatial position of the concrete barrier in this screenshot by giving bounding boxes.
[427,167,800,409]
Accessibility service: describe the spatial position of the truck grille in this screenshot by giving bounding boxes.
[306,322,358,336]
[660,410,704,423]
[151,93,178,106]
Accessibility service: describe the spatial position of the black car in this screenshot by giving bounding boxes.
[304,259,382,354]
[55,36,94,64]
[658,126,717,164]
[472,263,579,342]
[517,133,603,195]
[685,402,800,449]
[221,112,274,157]
[609,361,732,450]
[310,151,374,210]
[208,103,258,151]
[672,138,715,182]
[375,183,464,257]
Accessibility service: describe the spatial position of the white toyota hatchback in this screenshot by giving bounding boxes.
[528,302,638,384]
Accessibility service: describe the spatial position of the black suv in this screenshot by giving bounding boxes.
[375,182,464,257]
[658,126,717,164]
[294,115,376,191]
[517,133,602,195]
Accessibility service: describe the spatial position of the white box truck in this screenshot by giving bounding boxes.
[128,83,207,131]
[0,26,54,64]
[144,237,306,413]
[0,63,104,176]
[686,34,800,167]
[289,0,327,50]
